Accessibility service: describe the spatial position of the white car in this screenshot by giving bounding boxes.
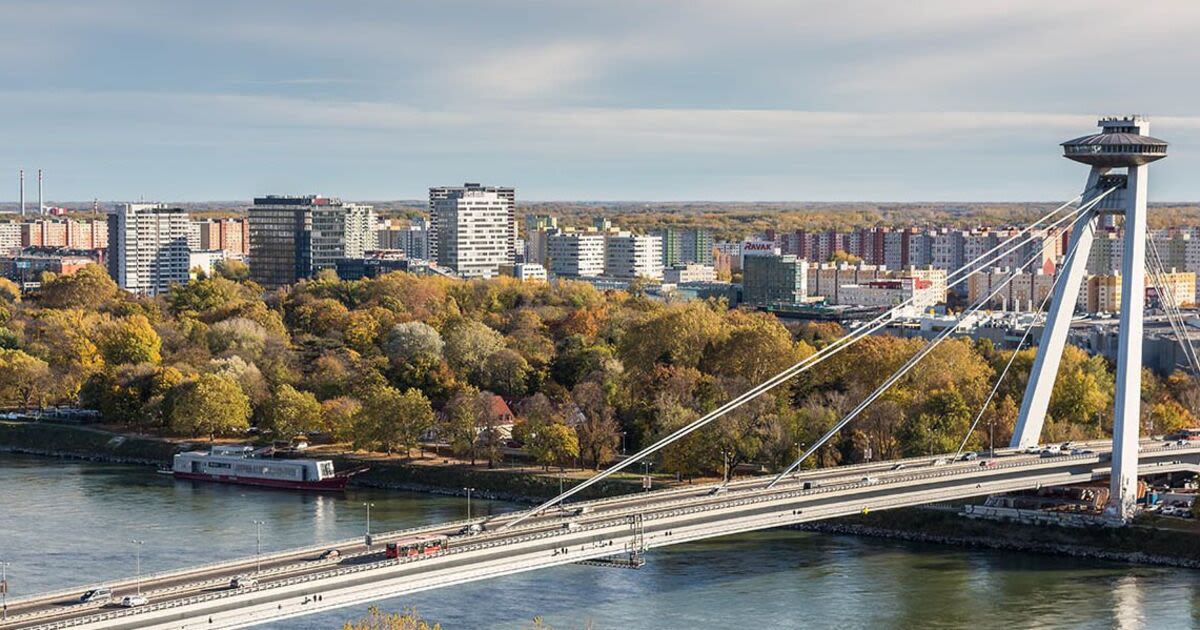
[230,576,258,589]
[120,595,149,608]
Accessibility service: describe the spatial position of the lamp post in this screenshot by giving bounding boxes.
[252,521,265,574]
[130,540,144,595]
[620,432,627,456]
[363,502,374,548]
[1,560,10,620]
[464,487,475,522]
[641,461,653,492]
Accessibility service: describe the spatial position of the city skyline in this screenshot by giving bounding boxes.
[5,2,1200,202]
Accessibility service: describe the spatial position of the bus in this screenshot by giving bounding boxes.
[385,535,448,559]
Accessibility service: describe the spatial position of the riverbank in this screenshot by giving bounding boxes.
[0,420,645,504]
[800,508,1200,569]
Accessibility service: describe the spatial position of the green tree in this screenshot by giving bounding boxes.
[352,385,433,456]
[260,384,324,438]
[98,314,162,366]
[322,396,362,442]
[214,259,250,282]
[481,348,531,398]
[528,421,579,469]
[169,374,252,439]
[897,388,973,456]
[438,388,482,464]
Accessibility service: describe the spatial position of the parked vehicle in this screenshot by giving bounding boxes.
[120,595,149,608]
[230,576,257,589]
[79,587,112,604]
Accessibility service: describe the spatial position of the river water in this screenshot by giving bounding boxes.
[2,454,1199,630]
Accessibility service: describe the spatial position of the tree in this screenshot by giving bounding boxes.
[385,322,444,369]
[619,302,725,373]
[208,317,270,360]
[528,422,579,470]
[0,277,19,303]
[480,348,531,398]
[0,349,51,408]
[352,385,433,456]
[98,314,162,366]
[342,606,440,630]
[214,259,250,282]
[438,388,482,464]
[38,264,118,309]
[897,388,973,456]
[260,384,324,438]
[169,374,251,439]
[442,320,505,380]
[167,276,246,317]
[322,397,362,442]
[572,381,619,469]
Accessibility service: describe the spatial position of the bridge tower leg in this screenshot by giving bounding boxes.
[1010,116,1166,522]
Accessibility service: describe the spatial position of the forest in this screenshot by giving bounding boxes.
[0,262,1196,480]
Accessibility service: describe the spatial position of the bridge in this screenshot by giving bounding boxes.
[3,115,1190,628]
[5,441,1200,630]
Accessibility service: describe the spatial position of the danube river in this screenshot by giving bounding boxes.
[2,454,1199,629]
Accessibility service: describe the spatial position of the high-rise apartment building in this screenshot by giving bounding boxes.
[106,203,191,296]
[657,227,714,267]
[377,218,430,259]
[429,183,516,278]
[20,218,108,250]
[194,218,250,255]
[0,222,20,255]
[524,214,558,264]
[343,204,377,259]
[605,233,663,280]
[248,195,355,288]
[546,231,606,278]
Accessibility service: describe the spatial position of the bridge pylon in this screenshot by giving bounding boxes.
[1009,115,1168,520]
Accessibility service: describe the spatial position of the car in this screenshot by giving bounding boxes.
[861,476,879,485]
[562,521,580,531]
[79,587,113,604]
[1071,448,1093,455]
[891,463,907,471]
[1023,445,1043,455]
[1040,449,1064,458]
[707,485,726,496]
[458,523,483,536]
[1060,442,1074,450]
[979,460,997,468]
[959,452,978,461]
[318,549,341,560]
[802,481,819,490]
[932,458,950,466]
[120,595,149,608]
[230,576,257,589]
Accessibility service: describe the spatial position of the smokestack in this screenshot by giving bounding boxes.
[37,169,43,215]
[19,169,24,217]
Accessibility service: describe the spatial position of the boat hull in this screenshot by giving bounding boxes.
[172,471,351,491]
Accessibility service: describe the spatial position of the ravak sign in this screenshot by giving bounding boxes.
[742,241,780,256]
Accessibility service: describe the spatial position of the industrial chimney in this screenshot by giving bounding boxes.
[38,169,43,215]
[19,169,24,217]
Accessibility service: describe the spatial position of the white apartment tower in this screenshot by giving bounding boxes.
[429,183,516,278]
[107,203,191,296]
[344,203,378,258]
[605,233,664,280]
[547,231,606,278]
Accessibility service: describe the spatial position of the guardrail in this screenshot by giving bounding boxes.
[20,444,1200,629]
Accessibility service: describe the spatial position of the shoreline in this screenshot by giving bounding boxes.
[7,422,1200,570]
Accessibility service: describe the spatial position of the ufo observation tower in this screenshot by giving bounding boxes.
[1011,116,1167,520]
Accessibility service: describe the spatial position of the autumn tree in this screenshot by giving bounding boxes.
[352,385,433,456]
[572,381,619,469]
[260,384,324,438]
[98,314,163,366]
[38,264,118,309]
[0,348,51,408]
[169,373,251,439]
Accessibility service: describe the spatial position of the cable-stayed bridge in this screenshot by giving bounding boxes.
[3,115,1190,629]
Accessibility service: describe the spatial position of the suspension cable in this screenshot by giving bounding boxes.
[766,208,1091,487]
[1147,235,1200,373]
[496,191,1106,532]
[953,209,1095,458]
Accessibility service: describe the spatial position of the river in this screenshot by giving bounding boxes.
[2,454,1199,629]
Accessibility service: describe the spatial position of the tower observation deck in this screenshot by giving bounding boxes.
[1062,116,1167,167]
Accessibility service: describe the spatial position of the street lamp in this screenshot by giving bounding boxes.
[252,521,265,574]
[464,487,475,521]
[130,540,144,595]
[1,560,10,620]
[362,502,375,548]
[620,432,627,456]
[641,461,653,492]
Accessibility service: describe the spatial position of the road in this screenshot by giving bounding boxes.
[5,440,1199,630]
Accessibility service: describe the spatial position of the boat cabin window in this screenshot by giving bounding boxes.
[319,462,335,478]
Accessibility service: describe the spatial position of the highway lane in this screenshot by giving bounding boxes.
[6,440,1198,630]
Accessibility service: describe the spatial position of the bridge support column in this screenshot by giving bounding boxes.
[1009,185,1100,449]
[1108,163,1149,520]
